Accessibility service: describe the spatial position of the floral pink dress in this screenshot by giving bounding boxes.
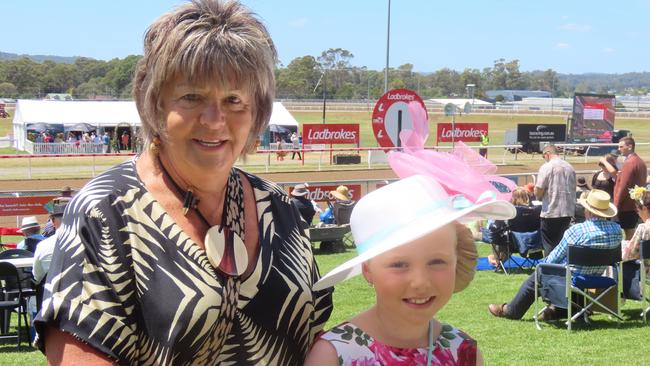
[319,322,477,366]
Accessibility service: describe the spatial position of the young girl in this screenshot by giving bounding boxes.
[307,174,516,366]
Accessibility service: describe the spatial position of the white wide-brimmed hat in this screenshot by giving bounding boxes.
[577,189,617,218]
[17,216,40,233]
[313,175,516,290]
[291,184,309,197]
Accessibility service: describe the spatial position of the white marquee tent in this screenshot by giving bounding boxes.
[12,100,298,151]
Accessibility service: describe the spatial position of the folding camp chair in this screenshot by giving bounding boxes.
[641,239,650,322]
[534,244,622,331]
[0,262,31,348]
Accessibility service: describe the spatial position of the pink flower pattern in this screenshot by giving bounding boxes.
[319,322,477,366]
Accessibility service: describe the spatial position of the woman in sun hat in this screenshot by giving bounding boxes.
[306,101,516,366]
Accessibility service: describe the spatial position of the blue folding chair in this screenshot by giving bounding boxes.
[534,244,622,331]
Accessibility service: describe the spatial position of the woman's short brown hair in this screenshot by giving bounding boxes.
[133,0,277,154]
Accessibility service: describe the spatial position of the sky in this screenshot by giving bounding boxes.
[4,0,650,74]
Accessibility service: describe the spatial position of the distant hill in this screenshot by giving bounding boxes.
[0,51,79,64]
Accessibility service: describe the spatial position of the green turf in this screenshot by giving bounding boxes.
[0,241,646,364]
[315,243,649,366]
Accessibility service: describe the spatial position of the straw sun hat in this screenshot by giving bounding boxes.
[577,189,617,218]
[313,175,516,291]
[330,185,351,201]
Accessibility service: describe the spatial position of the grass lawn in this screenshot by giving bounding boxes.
[4,242,646,365]
[315,243,649,366]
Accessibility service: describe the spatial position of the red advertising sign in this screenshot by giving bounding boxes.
[0,196,55,217]
[288,184,362,202]
[436,123,489,143]
[372,89,427,150]
[302,124,360,145]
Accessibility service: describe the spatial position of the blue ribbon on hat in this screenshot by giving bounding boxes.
[451,190,497,210]
[357,190,498,255]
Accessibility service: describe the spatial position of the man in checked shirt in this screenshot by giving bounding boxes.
[488,189,621,321]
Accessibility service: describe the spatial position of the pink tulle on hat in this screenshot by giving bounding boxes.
[387,101,516,203]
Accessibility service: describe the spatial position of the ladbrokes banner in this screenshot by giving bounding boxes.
[436,123,488,143]
[302,124,360,145]
[287,184,361,202]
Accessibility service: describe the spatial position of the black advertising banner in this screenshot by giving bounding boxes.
[517,124,566,142]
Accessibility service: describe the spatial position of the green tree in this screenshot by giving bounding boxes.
[0,82,18,97]
[276,55,321,98]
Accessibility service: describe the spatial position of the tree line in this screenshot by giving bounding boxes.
[0,48,649,101]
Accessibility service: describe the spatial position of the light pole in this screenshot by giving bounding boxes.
[466,84,475,106]
[384,0,391,92]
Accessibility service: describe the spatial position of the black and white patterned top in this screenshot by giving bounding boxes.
[34,158,333,365]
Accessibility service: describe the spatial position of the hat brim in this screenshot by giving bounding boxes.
[330,191,349,201]
[17,223,40,234]
[577,198,617,218]
[291,190,309,197]
[313,198,515,291]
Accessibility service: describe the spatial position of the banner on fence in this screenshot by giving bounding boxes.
[517,124,566,142]
[302,124,360,145]
[287,184,362,202]
[436,123,488,143]
[0,196,55,217]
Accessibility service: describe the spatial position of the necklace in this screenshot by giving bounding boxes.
[157,156,248,277]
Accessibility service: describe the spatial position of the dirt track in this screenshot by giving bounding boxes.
[0,162,604,192]
[0,161,621,228]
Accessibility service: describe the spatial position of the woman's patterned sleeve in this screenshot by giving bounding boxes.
[35,202,138,363]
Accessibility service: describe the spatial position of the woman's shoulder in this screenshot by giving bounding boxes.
[237,168,289,200]
[70,159,141,214]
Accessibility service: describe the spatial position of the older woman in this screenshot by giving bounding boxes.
[34,1,332,365]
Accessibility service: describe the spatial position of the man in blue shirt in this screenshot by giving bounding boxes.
[17,216,45,253]
[488,189,621,320]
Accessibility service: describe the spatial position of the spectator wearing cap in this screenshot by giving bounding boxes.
[576,176,590,199]
[33,198,70,287]
[290,184,316,226]
[17,216,44,253]
[42,187,75,238]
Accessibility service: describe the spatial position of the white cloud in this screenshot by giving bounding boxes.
[558,23,592,32]
[603,47,615,53]
[556,43,570,49]
[289,18,308,28]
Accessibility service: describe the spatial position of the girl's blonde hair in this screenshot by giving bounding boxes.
[454,222,477,293]
[510,187,530,206]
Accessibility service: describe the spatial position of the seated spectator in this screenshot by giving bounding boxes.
[486,187,541,266]
[32,197,70,332]
[591,153,618,199]
[488,189,621,321]
[290,184,316,226]
[621,187,650,300]
[16,216,44,253]
[576,177,590,199]
[330,185,355,225]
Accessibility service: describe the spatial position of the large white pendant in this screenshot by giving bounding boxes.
[204,225,248,277]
